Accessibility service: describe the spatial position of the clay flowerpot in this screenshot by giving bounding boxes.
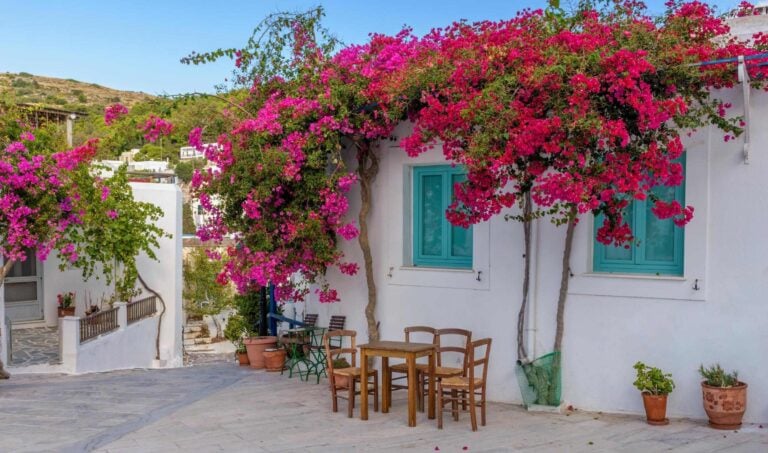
[263,348,287,372]
[58,307,75,317]
[243,336,277,369]
[236,351,250,366]
[702,382,747,430]
[641,393,669,425]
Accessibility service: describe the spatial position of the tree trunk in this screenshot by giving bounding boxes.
[0,259,14,284]
[259,286,268,336]
[355,140,380,344]
[553,208,578,353]
[516,194,533,362]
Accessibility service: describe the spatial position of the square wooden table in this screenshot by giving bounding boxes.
[359,340,436,427]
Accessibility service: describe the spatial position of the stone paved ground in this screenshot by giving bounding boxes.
[0,359,766,452]
[9,327,59,367]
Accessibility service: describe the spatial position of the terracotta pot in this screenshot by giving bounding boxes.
[58,307,75,317]
[702,382,747,430]
[333,371,350,388]
[243,336,277,369]
[236,351,250,366]
[641,393,669,425]
[263,348,287,372]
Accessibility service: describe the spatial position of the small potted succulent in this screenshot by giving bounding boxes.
[699,364,747,430]
[57,292,76,317]
[633,361,675,425]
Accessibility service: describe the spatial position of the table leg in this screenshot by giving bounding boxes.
[360,349,369,421]
[382,357,390,413]
[407,352,417,427]
[428,351,436,419]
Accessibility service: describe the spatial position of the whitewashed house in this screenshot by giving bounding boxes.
[0,182,183,374]
[305,19,768,423]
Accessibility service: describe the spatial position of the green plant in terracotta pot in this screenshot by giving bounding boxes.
[224,314,250,366]
[633,361,675,426]
[699,364,747,430]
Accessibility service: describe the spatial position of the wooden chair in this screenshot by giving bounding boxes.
[323,330,378,418]
[385,326,438,411]
[303,313,318,327]
[421,328,472,406]
[327,315,346,348]
[437,338,492,431]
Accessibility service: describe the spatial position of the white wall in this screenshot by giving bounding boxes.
[59,303,159,374]
[308,88,768,423]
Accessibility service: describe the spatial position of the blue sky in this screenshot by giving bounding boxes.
[0,0,741,95]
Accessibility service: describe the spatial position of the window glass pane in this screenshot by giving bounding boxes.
[644,186,676,262]
[8,250,36,278]
[450,173,472,257]
[4,282,37,302]
[420,174,444,257]
[603,204,633,261]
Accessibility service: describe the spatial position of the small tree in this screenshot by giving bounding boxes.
[183,247,234,337]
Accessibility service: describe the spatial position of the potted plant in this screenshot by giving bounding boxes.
[234,290,277,369]
[263,345,287,372]
[633,361,675,425]
[224,314,250,366]
[699,364,747,430]
[331,357,351,387]
[57,292,76,317]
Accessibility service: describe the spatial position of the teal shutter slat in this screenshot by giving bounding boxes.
[593,156,685,276]
[413,165,472,269]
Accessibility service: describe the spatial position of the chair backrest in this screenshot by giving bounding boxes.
[328,315,346,331]
[404,326,438,344]
[436,328,472,369]
[303,313,319,327]
[323,329,358,374]
[468,338,492,388]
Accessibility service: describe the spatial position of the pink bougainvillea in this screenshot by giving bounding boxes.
[141,115,174,142]
[104,103,129,125]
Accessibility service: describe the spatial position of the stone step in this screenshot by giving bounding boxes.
[183,325,204,333]
[183,331,203,340]
[183,337,212,346]
[185,344,215,353]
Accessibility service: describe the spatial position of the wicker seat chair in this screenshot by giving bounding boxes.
[437,338,492,431]
[323,330,378,418]
[385,326,437,411]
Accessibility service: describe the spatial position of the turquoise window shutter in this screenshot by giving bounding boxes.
[593,157,685,276]
[413,165,473,268]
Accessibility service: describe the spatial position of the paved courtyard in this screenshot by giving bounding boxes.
[0,359,766,452]
[9,327,59,367]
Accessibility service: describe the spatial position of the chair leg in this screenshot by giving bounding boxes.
[331,383,338,413]
[461,390,467,410]
[348,381,355,418]
[481,388,487,426]
[469,388,478,431]
[451,389,459,421]
[373,373,379,413]
[437,382,444,429]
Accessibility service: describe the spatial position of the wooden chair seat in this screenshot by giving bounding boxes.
[441,376,484,388]
[332,366,377,377]
[434,366,463,377]
[389,362,430,373]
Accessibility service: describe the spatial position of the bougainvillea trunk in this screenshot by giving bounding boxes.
[356,140,380,344]
[0,259,15,285]
[553,209,577,354]
[516,194,532,362]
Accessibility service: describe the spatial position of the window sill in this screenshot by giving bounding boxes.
[386,265,489,291]
[569,272,705,302]
[581,272,686,282]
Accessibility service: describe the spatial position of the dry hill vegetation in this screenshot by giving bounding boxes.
[0,71,154,111]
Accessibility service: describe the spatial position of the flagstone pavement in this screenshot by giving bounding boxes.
[0,358,766,452]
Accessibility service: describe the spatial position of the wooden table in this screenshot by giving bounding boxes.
[359,341,436,427]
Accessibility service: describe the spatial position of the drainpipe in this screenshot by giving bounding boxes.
[737,56,751,165]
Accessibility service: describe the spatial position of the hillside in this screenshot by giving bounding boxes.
[0,72,154,112]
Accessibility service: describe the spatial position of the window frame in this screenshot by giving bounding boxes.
[593,157,686,277]
[412,165,473,269]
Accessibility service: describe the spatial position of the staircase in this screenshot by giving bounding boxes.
[183,321,214,353]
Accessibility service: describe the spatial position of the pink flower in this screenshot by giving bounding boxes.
[188,127,203,150]
[140,115,174,142]
[107,210,119,219]
[100,186,110,201]
[104,103,129,126]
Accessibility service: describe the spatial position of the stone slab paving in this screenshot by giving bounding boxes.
[9,327,60,367]
[0,360,766,452]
